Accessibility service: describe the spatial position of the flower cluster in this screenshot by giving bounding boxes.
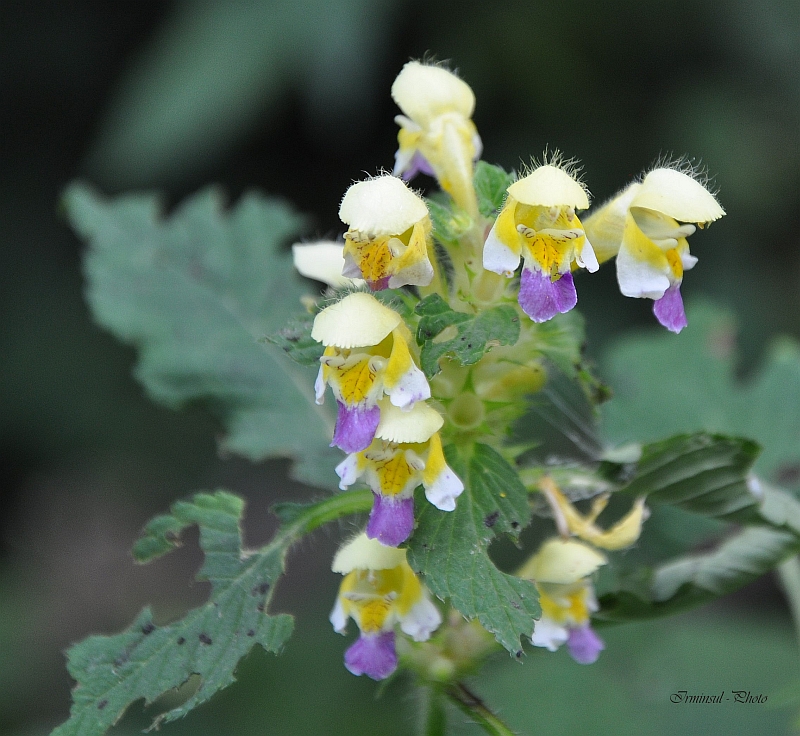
[287,58,713,680]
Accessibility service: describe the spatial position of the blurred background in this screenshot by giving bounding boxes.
[3,0,800,733]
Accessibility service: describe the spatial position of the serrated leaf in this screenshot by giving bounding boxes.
[620,433,761,522]
[603,302,800,493]
[52,491,294,735]
[415,295,520,378]
[597,526,800,622]
[64,183,340,489]
[407,443,539,655]
[53,489,374,735]
[473,161,515,218]
[265,312,324,367]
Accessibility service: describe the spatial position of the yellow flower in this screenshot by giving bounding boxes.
[583,165,724,332]
[330,533,442,679]
[519,538,607,663]
[312,292,430,453]
[482,162,598,322]
[339,175,434,291]
[391,61,482,216]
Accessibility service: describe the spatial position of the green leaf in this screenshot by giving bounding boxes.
[473,161,515,218]
[415,295,520,378]
[619,433,761,522]
[64,183,340,489]
[425,198,472,247]
[52,489,373,735]
[53,491,292,735]
[407,443,539,655]
[603,302,800,493]
[597,526,800,622]
[265,312,324,367]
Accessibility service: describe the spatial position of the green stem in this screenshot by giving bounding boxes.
[778,555,800,657]
[422,686,448,736]
[275,488,373,540]
[445,682,518,736]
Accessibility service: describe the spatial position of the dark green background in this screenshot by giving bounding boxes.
[2,1,799,733]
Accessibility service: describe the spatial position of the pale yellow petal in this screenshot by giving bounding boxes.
[582,183,641,264]
[391,61,475,127]
[374,399,443,443]
[311,292,401,348]
[339,175,428,236]
[508,165,590,209]
[518,538,606,584]
[632,168,725,223]
[332,532,407,573]
[292,242,362,288]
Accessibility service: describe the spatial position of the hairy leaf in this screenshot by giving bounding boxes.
[407,443,539,655]
[53,489,373,735]
[415,295,520,378]
[603,302,800,492]
[64,183,340,489]
[265,312,323,367]
[473,161,515,218]
[425,197,472,247]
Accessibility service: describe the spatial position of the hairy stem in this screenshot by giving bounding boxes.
[273,488,373,541]
[445,682,518,736]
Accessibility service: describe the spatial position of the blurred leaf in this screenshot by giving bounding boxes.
[598,526,800,623]
[53,491,294,735]
[407,443,539,655]
[603,303,800,493]
[64,183,340,489]
[473,161,514,218]
[85,0,400,187]
[619,433,761,521]
[415,295,520,378]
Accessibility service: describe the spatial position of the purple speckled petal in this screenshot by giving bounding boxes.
[344,631,398,680]
[366,493,414,547]
[567,624,604,664]
[400,151,436,181]
[518,268,577,323]
[332,401,380,454]
[367,276,391,292]
[653,283,687,333]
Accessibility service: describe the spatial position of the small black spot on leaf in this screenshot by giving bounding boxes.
[515,650,523,659]
[510,520,520,529]
[199,633,212,645]
[257,602,265,612]
[141,622,155,635]
[98,699,108,710]
[247,629,255,637]
[484,511,500,528]
[177,637,185,645]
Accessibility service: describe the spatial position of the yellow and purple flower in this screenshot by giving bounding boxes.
[482,162,598,322]
[330,533,442,680]
[339,175,434,291]
[583,166,725,333]
[391,61,482,216]
[336,401,463,546]
[519,538,607,664]
[312,292,430,454]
